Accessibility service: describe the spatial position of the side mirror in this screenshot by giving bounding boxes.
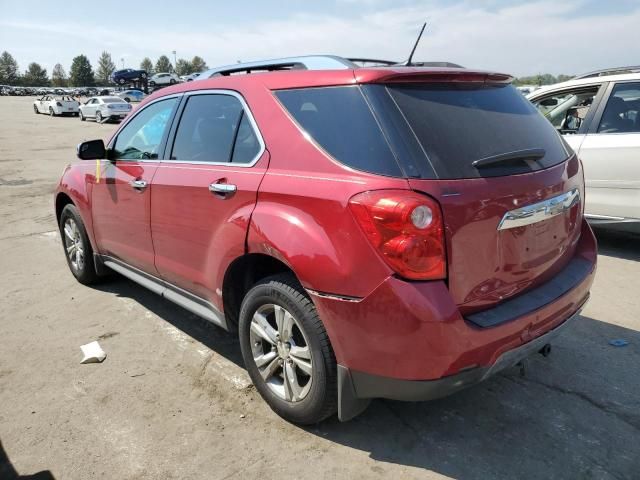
[540,98,558,107]
[77,139,106,160]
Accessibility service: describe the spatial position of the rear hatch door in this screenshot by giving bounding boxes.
[369,78,584,313]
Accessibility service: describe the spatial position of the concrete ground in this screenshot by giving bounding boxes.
[0,95,639,480]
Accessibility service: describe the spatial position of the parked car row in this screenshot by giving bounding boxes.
[32,94,132,123]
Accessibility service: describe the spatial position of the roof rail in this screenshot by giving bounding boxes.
[199,55,357,79]
[575,65,640,79]
[347,58,398,66]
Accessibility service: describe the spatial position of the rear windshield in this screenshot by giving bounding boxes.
[102,97,122,103]
[386,84,570,178]
[276,83,569,179]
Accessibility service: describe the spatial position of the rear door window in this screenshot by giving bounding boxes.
[386,84,570,179]
[169,93,261,164]
[598,82,640,133]
[275,86,402,177]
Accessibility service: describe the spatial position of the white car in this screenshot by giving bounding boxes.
[528,67,640,232]
[149,72,180,87]
[33,95,79,116]
[181,72,202,82]
[79,96,132,123]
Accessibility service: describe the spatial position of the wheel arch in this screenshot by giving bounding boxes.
[222,253,295,329]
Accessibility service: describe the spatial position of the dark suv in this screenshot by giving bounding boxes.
[110,68,148,85]
[55,56,596,424]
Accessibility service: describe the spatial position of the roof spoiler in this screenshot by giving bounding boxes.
[363,70,514,85]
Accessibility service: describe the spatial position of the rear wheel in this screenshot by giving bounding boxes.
[149,81,156,87]
[33,104,38,114]
[118,78,126,85]
[239,274,337,424]
[79,110,85,121]
[49,107,55,116]
[96,111,102,123]
[59,204,99,285]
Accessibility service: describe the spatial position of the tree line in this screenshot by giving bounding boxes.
[0,51,208,87]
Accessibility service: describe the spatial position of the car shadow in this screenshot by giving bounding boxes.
[593,227,640,261]
[89,268,640,478]
[0,440,55,479]
[302,315,640,479]
[92,276,244,369]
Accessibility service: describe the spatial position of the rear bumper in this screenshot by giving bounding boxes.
[337,304,583,420]
[309,219,597,420]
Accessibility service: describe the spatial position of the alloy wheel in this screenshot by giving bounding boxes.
[63,218,84,271]
[249,304,313,403]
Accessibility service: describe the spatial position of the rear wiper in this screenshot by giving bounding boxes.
[472,148,546,168]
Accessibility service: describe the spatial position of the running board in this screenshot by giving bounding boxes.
[100,256,228,330]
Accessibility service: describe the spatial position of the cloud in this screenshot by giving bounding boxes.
[1,0,639,76]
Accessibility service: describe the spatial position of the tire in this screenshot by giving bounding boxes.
[49,107,55,116]
[141,72,147,79]
[33,105,38,114]
[239,274,337,424]
[59,204,99,285]
[169,79,176,85]
[124,97,130,103]
[118,78,126,85]
[96,111,102,123]
[149,81,156,87]
[80,110,85,121]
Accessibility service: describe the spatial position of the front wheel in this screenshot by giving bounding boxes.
[118,78,126,85]
[59,204,99,285]
[79,110,85,121]
[239,274,337,424]
[149,81,156,87]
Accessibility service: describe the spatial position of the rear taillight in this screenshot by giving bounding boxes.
[348,190,446,280]
[56,102,62,106]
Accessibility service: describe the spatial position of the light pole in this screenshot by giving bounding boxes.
[172,50,177,72]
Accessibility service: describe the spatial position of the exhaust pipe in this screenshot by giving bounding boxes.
[538,344,551,357]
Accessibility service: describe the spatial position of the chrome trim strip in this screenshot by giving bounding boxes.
[102,256,227,329]
[163,89,266,168]
[498,188,581,230]
[306,289,362,302]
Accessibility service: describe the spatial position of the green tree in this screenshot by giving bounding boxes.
[175,58,194,76]
[51,63,68,87]
[0,51,20,84]
[140,57,154,75]
[155,55,173,73]
[69,54,95,86]
[190,56,208,72]
[22,62,48,86]
[96,51,116,85]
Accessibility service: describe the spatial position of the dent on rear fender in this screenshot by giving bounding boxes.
[246,201,391,298]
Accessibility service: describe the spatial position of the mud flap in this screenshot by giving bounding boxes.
[337,365,371,422]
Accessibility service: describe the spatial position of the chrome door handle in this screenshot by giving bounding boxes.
[209,183,237,194]
[130,179,148,191]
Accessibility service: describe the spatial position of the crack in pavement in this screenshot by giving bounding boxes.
[501,374,640,432]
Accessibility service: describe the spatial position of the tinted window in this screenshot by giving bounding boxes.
[275,86,401,177]
[388,84,570,178]
[171,94,250,163]
[113,98,177,160]
[231,113,261,164]
[533,88,599,131]
[598,83,640,133]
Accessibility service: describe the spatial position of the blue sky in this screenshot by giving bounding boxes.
[1,0,639,77]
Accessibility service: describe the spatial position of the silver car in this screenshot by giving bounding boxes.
[79,96,132,123]
[528,67,640,232]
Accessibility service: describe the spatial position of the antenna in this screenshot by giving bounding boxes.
[404,22,427,66]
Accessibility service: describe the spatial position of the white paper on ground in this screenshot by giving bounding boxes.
[80,341,106,364]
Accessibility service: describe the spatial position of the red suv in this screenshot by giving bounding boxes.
[55,57,597,424]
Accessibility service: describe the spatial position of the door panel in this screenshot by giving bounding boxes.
[150,91,267,308]
[151,156,268,305]
[92,96,179,273]
[92,161,159,272]
[577,133,640,219]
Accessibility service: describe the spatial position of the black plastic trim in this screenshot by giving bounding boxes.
[465,257,592,328]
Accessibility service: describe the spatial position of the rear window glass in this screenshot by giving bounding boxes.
[387,84,569,178]
[102,97,122,103]
[275,86,402,177]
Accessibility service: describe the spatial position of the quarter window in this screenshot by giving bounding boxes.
[598,83,640,133]
[112,97,177,160]
[170,94,261,164]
